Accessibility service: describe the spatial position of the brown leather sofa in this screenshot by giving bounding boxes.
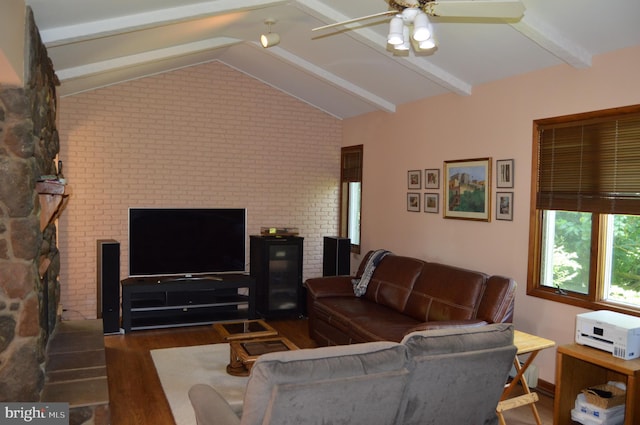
[305,251,516,346]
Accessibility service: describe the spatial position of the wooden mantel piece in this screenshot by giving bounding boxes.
[36,180,72,231]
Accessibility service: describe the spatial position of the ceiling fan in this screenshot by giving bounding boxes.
[313,0,526,53]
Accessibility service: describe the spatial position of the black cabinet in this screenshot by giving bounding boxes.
[120,274,255,332]
[250,236,304,319]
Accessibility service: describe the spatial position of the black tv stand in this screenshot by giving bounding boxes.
[121,274,256,333]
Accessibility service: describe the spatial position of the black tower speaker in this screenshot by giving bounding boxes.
[97,239,120,334]
[322,236,350,276]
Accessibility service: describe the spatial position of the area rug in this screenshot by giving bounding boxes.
[150,344,248,425]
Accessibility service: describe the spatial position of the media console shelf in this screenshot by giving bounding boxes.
[121,274,256,333]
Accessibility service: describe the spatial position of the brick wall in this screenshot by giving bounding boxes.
[57,62,342,320]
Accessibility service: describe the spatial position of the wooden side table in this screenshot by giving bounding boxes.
[554,343,640,425]
[497,330,555,425]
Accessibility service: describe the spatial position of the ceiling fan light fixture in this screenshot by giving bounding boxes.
[412,12,431,42]
[394,25,411,52]
[313,0,525,55]
[387,16,404,45]
[260,18,280,48]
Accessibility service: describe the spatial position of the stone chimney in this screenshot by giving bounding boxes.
[0,8,62,401]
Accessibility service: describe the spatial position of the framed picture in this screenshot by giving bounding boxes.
[443,157,492,221]
[424,168,440,189]
[408,170,421,189]
[496,159,514,188]
[407,192,420,212]
[424,193,439,213]
[496,192,514,221]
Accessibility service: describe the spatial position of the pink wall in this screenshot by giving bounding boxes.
[57,61,342,320]
[343,45,640,383]
[0,0,25,86]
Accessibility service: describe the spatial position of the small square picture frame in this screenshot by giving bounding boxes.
[407,192,420,212]
[424,169,440,189]
[496,159,514,188]
[424,193,439,213]
[496,192,514,221]
[408,170,422,189]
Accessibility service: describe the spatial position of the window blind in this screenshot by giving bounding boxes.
[536,109,640,215]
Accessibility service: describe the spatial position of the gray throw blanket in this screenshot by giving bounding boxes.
[352,250,391,297]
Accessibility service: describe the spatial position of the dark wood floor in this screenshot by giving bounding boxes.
[104,318,553,424]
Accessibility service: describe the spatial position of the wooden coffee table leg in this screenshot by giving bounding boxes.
[226,345,250,377]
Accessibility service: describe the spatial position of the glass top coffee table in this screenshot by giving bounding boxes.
[227,336,299,376]
[213,319,278,341]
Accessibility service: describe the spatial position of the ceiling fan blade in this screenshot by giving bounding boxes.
[312,10,397,31]
[427,0,525,19]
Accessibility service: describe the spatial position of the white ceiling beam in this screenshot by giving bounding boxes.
[510,10,591,69]
[55,38,240,81]
[40,0,286,47]
[253,43,397,113]
[295,0,472,95]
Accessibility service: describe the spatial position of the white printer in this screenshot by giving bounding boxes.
[576,310,640,360]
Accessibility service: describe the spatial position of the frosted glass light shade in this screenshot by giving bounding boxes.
[387,16,404,45]
[419,38,436,50]
[412,12,431,42]
[395,25,411,51]
[261,32,280,48]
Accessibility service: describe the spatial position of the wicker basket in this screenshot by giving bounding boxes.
[582,384,626,409]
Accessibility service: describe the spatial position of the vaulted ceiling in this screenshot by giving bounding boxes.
[25,0,640,119]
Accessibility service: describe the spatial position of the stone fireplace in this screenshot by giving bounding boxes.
[0,9,62,401]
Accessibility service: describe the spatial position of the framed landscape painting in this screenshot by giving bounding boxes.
[443,158,491,221]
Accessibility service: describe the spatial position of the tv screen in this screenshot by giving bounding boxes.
[128,208,246,277]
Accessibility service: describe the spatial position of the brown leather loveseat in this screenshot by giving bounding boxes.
[305,250,516,346]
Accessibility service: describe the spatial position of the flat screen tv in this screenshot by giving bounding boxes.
[128,208,246,277]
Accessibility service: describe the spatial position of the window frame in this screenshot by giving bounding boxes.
[527,105,640,318]
[340,145,363,254]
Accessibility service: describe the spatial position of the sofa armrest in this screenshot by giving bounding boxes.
[477,276,517,323]
[189,384,240,425]
[304,276,356,299]
[404,320,488,334]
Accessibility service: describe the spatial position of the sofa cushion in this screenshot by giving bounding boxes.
[349,312,423,343]
[362,255,424,313]
[312,297,422,342]
[399,324,516,425]
[404,262,487,322]
[240,342,409,425]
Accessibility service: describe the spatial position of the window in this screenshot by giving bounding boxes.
[527,105,640,316]
[340,145,363,253]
